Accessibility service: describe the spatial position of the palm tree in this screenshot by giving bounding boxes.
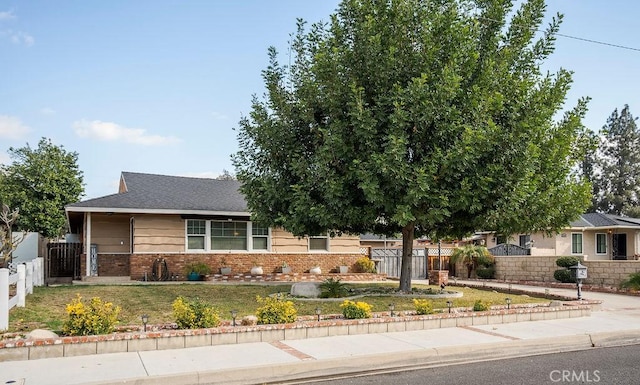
[450,245,493,279]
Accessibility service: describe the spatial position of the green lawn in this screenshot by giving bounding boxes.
[7,282,548,334]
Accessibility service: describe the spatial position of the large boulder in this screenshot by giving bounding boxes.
[291,282,321,298]
[27,329,58,339]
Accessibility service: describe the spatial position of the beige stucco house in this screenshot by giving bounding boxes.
[479,213,640,261]
[65,172,363,280]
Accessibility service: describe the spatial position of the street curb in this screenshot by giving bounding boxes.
[82,329,640,385]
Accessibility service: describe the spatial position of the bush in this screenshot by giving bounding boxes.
[475,253,495,268]
[354,257,376,273]
[476,266,496,279]
[413,299,434,315]
[620,272,640,290]
[555,256,581,268]
[62,294,121,336]
[340,300,372,319]
[472,300,490,311]
[319,277,348,298]
[255,295,297,324]
[553,269,576,283]
[172,296,221,329]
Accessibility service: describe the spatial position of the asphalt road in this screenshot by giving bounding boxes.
[305,344,640,385]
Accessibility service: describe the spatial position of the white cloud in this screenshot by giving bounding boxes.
[0,153,10,165]
[10,31,34,46]
[1,29,34,46]
[0,10,15,20]
[73,119,181,146]
[40,107,56,115]
[0,115,31,139]
[211,111,229,120]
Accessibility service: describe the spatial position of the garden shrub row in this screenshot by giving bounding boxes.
[62,290,500,336]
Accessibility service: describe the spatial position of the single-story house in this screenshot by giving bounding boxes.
[65,172,363,280]
[479,213,640,261]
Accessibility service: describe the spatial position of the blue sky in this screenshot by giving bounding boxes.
[1,1,639,200]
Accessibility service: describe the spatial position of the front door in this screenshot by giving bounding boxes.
[613,233,627,259]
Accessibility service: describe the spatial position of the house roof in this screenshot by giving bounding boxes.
[66,172,249,215]
[359,233,402,242]
[570,212,640,229]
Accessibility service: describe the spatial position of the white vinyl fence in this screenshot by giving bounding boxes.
[0,257,44,330]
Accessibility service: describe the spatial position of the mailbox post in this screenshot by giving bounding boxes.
[569,262,588,300]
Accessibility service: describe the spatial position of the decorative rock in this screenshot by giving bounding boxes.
[291,282,321,298]
[27,329,58,339]
[241,315,258,326]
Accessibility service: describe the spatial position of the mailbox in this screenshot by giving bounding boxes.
[569,262,587,300]
[570,262,588,280]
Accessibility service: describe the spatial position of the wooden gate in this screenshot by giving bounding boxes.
[47,242,82,282]
[373,247,456,279]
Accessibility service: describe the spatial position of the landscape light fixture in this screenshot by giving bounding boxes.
[506,297,512,310]
[315,307,322,322]
[141,314,149,332]
[388,303,395,317]
[231,310,238,326]
[446,301,453,313]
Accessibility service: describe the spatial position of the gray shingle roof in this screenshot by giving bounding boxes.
[570,212,640,228]
[66,172,248,213]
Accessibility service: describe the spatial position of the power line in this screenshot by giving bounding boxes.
[555,33,640,53]
[477,15,640,53]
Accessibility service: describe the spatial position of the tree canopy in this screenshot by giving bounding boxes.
[589,105,640,215]
[0,138,84,238]
[233,0,591,291]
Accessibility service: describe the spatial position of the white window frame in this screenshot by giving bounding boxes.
[185,219,270,252]
[251,223,270,251]
[595,233,607,255]
[309,234,329,252]
[186,219,206,250]
[571,232,583,255]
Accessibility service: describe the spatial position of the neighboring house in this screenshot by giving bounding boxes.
[359,233,402,249]
[11,232,46,265]
[478,213,640,261]
[65,172,362,280]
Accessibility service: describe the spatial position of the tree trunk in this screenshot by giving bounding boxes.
[399,223,415,293]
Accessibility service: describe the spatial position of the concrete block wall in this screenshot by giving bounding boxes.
[490,256,640,287]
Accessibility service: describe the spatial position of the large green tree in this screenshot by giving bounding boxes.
[0,138,84,238]
[593,105,640,215]
[234,0,591,291]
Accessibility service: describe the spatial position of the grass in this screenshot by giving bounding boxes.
[7,282,548,334]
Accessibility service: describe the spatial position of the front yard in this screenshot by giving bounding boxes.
[7,282,548,334]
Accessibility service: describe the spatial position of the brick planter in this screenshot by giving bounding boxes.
[0,302,594,363]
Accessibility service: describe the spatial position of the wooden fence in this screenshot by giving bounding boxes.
[0,257,44,330]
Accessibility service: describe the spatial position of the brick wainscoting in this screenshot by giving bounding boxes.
[129,253,366,281]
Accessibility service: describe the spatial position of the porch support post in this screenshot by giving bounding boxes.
[85,212,92,277]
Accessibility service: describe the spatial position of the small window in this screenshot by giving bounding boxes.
[309,235,328,251]
[252,223,269,250]
[519,235,531,248]
[187,220,206,250]
[596,233,607,254]
[571,233,583,254]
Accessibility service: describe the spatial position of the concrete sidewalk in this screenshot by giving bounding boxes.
[2,282,640,385]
